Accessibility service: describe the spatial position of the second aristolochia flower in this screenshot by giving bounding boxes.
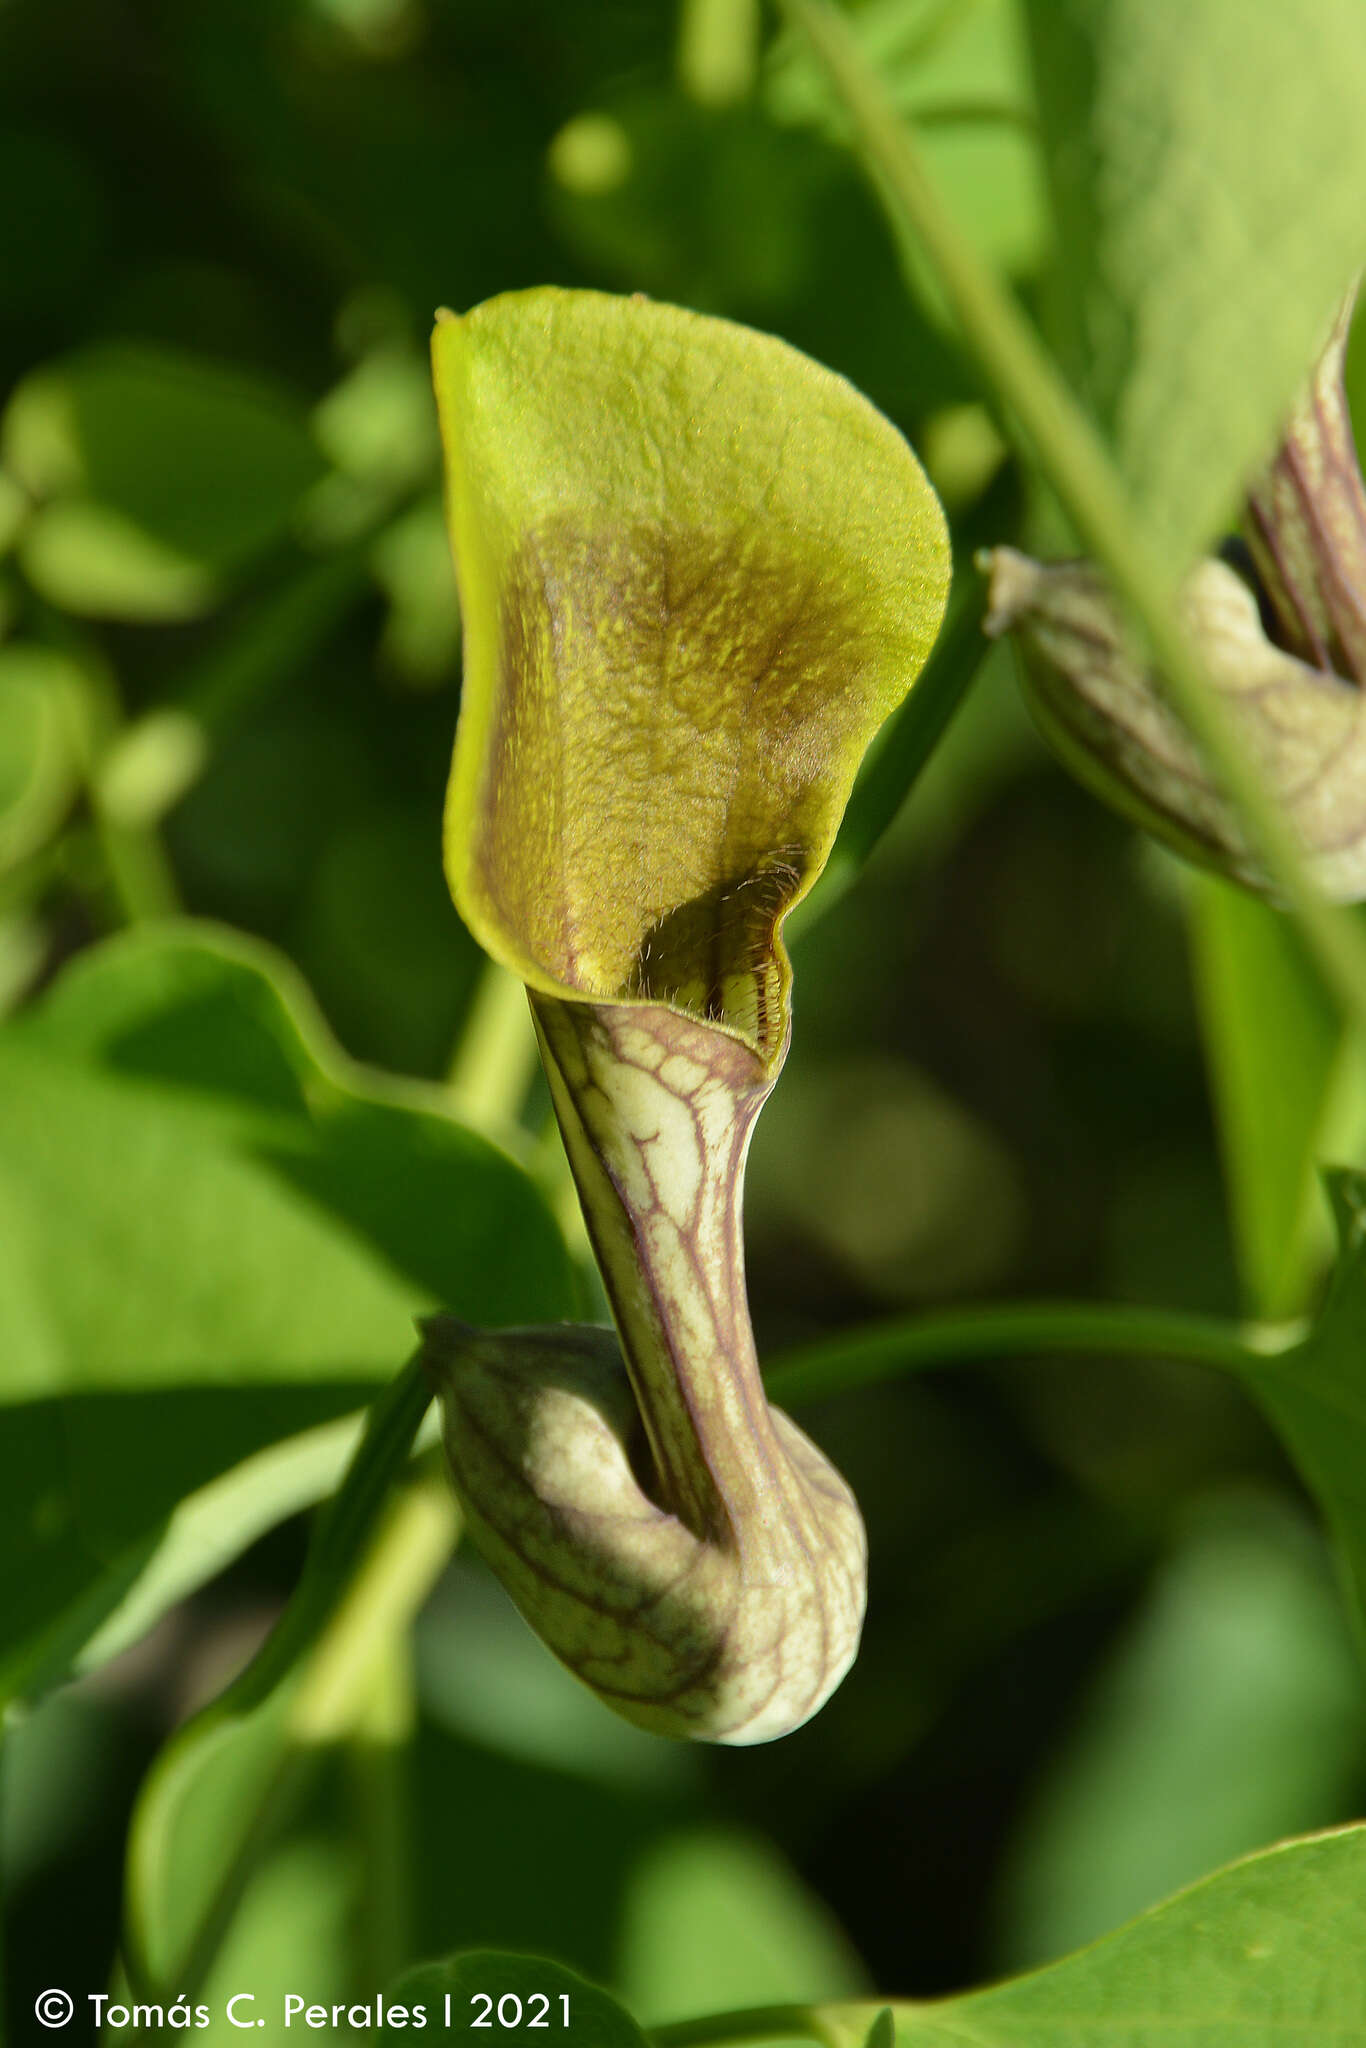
[982,294,1366,902]
[426,287,949,1743]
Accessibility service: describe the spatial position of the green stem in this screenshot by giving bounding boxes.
[56,634,183,926]
[228,1355,436,1716]
[782,0,1366,1034]
[156,1475,452,2007]
[447,958,541,1125]
[94,809,180,925]
[764,1300,1298,1406]
[346,1637,415,1998]
[122,1356,439,2001]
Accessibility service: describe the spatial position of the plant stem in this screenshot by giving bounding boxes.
[94,809,180,925]
[447,958,541,1126]
[346,1638,416,2000]
[122,1355,443,2002]
[782,0,1366,1034]
[764,1300,1298,1406]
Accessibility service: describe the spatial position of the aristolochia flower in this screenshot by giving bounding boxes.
[425,287,949,1743]
[982,292,1366,902]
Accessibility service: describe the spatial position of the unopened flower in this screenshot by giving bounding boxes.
[982,292,1366,902]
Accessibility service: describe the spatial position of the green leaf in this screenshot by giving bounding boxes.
[19,499,221,621]
[190,1836,360,2047]
[874,1825,1366,2045]
[1023,0,1366,564]
[992,1494,1364,1968]
[0,1386,369,1706]
[1244,1171,1366,1649]
[768,0,1047,291]
[2,920,573,1397]
[617,1827,865,2024]
[446,1836,1366,2048]
[1190,876,1366,1316]
[388,1952,650,2048]
[73,1407,370,1677]
[0,923,573,1700]
[433,286,948,1062]
[5,346,324,572]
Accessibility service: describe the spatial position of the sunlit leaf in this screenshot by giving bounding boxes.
[1024,0,1366,563]
[0,923,572,1703]
[810,1825,1366,2046]
[19,499,220,621]
[768,0,1047,293]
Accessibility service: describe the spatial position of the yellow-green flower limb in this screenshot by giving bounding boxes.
[433,288,948,1060]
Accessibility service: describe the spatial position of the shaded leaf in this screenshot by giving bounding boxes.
[3,920,573,1398]
[74,1408,370,1677]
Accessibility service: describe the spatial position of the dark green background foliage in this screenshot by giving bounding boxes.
[3,0,1366,2041]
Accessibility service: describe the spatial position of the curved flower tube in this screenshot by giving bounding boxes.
[982,291,1366,902]
[426,287,949,1743]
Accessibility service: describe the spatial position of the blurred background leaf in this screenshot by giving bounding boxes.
[989,1490,1365,1967]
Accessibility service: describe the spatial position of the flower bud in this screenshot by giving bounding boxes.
[982,289,1366,901]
